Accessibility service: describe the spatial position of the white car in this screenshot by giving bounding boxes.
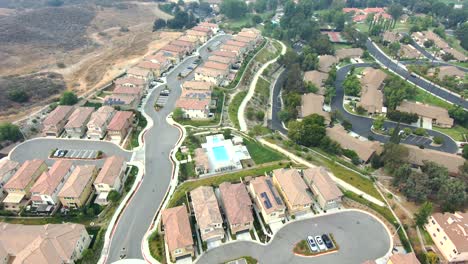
[307,236,319,252]
[315,235,327,251]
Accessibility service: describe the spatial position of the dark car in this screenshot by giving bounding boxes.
[322,234,334,249]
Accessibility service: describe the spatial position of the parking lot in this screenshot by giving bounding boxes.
[401,134,432,146]
[51,149,99,159]
[195,210,391,264]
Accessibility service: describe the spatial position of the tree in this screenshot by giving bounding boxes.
[108,190,121,203]
[251,15,262,25]
[463,145,468,159]
[153,19,167,31]
[372,116,385,131]
[403,172,431,202]
[448,105,468,126]
[383,76,416,110]
[414,202,433,227]
[438,179,467,212]
[455,22,468,50]
[199,2,213,14]
[343,75,361,96]
[59,91,78,105]
[223,129,232,139]
[167,10,197,29]
[309,35,334,55]
[288,114,326,147]
[423,39,434,48]
[255,110,265,121]
[8,90,29,103]
[433,136,444,145]
[304,82,318,93]
[382,143,409,173]
[0,123,23,142]
[386,110,419,124]
[388,42,401,58]
[342,120,352,131]
[387,4,403,27]
[173,108,185,121]
[284,64,304,93]
[220,0,248,19]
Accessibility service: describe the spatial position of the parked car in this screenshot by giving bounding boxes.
[322,234,334,249]
[307,236,319,252]
[315,236,327,251]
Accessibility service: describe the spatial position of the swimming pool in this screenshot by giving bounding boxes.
[212,146,229,161]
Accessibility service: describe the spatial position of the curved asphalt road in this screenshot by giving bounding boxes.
[195,211,391,264]
[366,39,468,109]
[106,34,232,262]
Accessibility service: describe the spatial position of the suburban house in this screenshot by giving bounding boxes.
[181,89,211,100]
[58,165,97,208]
[3,159,48,212]
[219,44,244,56]
[182,81,213,91]
[303,70,328,95]
[171,39,196,54]
[126,67,154,82]
[136,61,166,77]
[0,223,91,263]
[387,253,421,264]
[113,86,143,101]
[359,68,387,114]
[192,25,214,37]
[318,55,338,73]
[219,182,254,234]
[176,98,211,119]
[208,55,235,65]
[425,211,468,263]
[203,61,230,73]
[299,93,331,123]
[198,21,219,33]
[405,144,465,175]
[238,30,262,43]
[145,53,172,74]
[161,205,195,262]
[94,156,127,205]
[114,76,147,89]
[64,107,94,138]
[225,40,249,51]
[428,66,465,80]
[232,35,255,49]
[326,125,382,163]
[400,44,421,59]
[42,105,74,137]
[190,186,224,242]
[211,50,238,61]
[302,167,343,210]
[186,30,210,43]
[382,31,402,44]
[271,169,313,216]
[103,94,138,110]
[161,44,187,59]
[248,176,286,224]
[155,50,182,64]
[335,48,363,60]
[194,67,227,86]
[396,101,454,128]
[177,35,200,46]
[412,31,467,61]
[30,160,74,208]
[86,106,116,140]
[0,159,19,198]
[106,111,135,144]
[194,148,210,175]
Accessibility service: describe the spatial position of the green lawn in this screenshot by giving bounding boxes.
[432,125,468,142]
[412,89,453,110]
[149,231,166,263]
[243,138,286,164]
[228,91,248,129]
[168,163,284,207]
[126,112,147,150]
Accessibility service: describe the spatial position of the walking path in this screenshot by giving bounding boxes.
[238,39,286,131]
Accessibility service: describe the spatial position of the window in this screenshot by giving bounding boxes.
[444,236,447,240]
[431,220,435,224]
[453,249,457,254]
[174,249,182,254]
[437,228,440,232]
[440,241,443,245]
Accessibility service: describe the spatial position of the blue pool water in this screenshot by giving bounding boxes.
[212,146,229,161]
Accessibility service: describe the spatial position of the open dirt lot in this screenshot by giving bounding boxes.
[0,1,178,122]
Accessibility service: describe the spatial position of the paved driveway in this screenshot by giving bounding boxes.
[195,210,391,264]
[8,138,132,166]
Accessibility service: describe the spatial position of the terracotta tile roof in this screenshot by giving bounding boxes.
[194,148,210,171]
[363,7,385,13]
[431,211,468,252]
[195,66,226,77]
[0,159,19,182]
[396,101,453,127]
[359,68,387,113]
[182,81,213,90]
[43,106,74,126]
[145,53,172,64]
[429,66,465,80]
[171,39,194,48]
[318,55,338,73]
[303,70,328,95]
[405,144,464,174]
[113,86,142,96]
[232,35,254,43]
[389,253,421,264]
[31,160,73,196]
[161,44,186,54]
[250,176,285,214]
[198,22,218,29]
[127,67,150,77]
[203,61,230,71]
[225,40,248,47]
[326,125,382,161]
[272,168,312,207]
[192,26,212,33]
[237,31,258,39]
[59,165,96,198]
[176,98,210,111]
[353,14,367,22]
[162,205,194,253]
[177,36,199,43]
[186,29,209,37]
[400,44,420,59]
[0,223,88,264]
[219,182,253,226]
[336,48,363,60]
[137,60,163,70]
[4,160,46,190]
[220,44,243,53]
[300,93,330,121]
[87,106,115,129]
[208,55,233,65]
[342,7,361,13]
[107,111,134,131]
[303,167,343,201]
[103,94,137,106]
[190,186,223,232]
[211,50,237,58]
[64,107,94,129]
[382,31,402,43]
[181,89,211,100]
[94,156,126,185]
[114,76,146,86]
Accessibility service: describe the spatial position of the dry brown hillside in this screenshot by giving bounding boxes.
[0,1,174,122]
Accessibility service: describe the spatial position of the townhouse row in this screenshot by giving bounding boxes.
[160,167,343,262]
[42,105,135,144]
[175,28,263,120]
[0,155,127,214]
